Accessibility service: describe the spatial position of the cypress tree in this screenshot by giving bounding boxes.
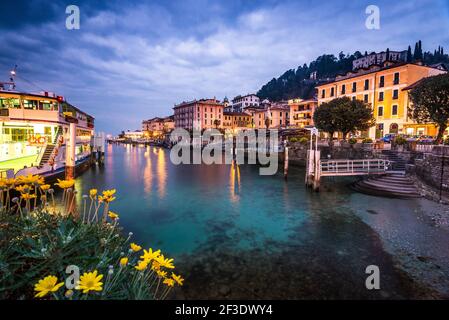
[407,45,412,62]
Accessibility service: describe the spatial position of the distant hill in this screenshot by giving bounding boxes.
[256,41,449,102]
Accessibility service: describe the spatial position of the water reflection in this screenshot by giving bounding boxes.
[229,161,241,203]
[143,146,152,194]
[156,148,167,199]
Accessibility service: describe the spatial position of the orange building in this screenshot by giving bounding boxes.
[316,62,446,139]
[173,99,224,131]
[223,112,251,131]
[288,98,317,128]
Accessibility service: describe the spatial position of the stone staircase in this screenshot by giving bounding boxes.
[381,150,406,171]
[353,173,421,198]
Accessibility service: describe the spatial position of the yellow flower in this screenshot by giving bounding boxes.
[17,174,44,185]
[15,184,31,193]
[135,260,148,271]
[172,273,184,286]
[163,278,175,287]
[99,189,116,203]
[40,184,51,191]
[21,193,37,200]
[64,289,74,298]
[120,257,128,266]
[151,261,161,271]
[157,270,167,278]
[34,275,64,298]
[108,211,119,220]
[75,270,103,294]
[89,188,97,197]
[55,178,75,189]
[155,254,175,269]
[140,248,161,262]
[130,243,142,252]
[4,178,16,187]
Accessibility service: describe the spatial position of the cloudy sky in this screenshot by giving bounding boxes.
[1,0,449,134]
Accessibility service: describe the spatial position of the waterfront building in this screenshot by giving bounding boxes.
[316,62,446,139]
[222,112,251,131]
[0,90,94,177]
[288,98,317,128]
[245,102,289,129]
[352,51,407,70]
[123,130,144,140]
[142,116,174,137]
[173,99,224,131]
[231,94,259,112]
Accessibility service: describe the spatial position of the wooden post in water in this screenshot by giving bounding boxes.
[312,150,321,191]
[284,144,289,180]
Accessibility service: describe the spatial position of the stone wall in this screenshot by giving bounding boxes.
[407,148,449,203]
[285,142,382,166]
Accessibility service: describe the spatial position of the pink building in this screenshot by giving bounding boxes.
[173,99,224,131]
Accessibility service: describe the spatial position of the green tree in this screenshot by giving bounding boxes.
[314,97,375,144]
[333,97,376,140]
[409,73,449,143]
[313,101,338,146]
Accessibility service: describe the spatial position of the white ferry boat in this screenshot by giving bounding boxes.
[0,74,95,181]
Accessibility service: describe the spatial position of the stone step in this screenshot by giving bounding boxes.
[360,181,418,193]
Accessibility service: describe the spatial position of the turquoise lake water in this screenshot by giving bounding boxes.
[73,143,442,299]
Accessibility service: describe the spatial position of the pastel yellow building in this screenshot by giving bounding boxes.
[316,62,446,139]
[222,112,251,131]
[288,98,317,128]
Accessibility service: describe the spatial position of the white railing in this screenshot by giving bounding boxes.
[415,144,434,153]
[319,159,390,176]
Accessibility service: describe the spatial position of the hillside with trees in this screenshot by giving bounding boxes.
[257,41,449,102]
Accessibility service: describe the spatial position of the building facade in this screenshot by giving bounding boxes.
[173,99,224,131]
[222,112,251,131]
[316,62,446,139]
[288,98,317,128]
[231,94,259,112]
[352,51,407,70]
[142,116,174,137]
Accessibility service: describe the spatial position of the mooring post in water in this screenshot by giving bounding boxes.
[312,150,321,191]
[284,140,289,180]
[65,122,76,179]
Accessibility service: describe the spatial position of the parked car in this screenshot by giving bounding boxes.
[379,133,397,143]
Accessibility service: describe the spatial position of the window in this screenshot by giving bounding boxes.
[364,94,369,103]
[280,112,282,116]
[364,79,369,90]
[393,89,399,99]
[394,72,400,85]
[330,87,335,97]
[378,106,384,117]
[23,99,38,110]
[352,82,357,93]
[321,89,325,98]
[392,105,398,116]
[379,76,385,88]
[0,98,20,109]
[341,84,346,95]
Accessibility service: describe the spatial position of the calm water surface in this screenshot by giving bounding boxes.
[73,144,447,299]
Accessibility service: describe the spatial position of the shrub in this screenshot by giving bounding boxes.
[0,175,183,300]
[289,137,299,143]
[362,138,373,144]
[395,136,407,146]
[298,137,309,145]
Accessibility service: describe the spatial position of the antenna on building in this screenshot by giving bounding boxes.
[0,65,17,91]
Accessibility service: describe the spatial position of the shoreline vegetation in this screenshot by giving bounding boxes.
[0,175,183,300]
